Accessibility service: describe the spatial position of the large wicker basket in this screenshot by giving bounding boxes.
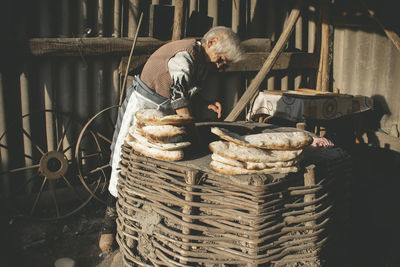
[116,123,351,266]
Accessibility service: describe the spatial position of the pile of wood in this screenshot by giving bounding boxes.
[125,109,192,161]
[209,126,313,175]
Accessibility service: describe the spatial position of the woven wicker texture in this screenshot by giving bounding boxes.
[116,142,351,266]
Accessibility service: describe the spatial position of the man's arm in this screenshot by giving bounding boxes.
[168,52,194,111]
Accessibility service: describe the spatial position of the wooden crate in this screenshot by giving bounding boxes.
[116,126,351,266]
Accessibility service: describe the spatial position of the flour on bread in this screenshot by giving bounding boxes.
[128,128,191,151]
[211,153,246,168]
[211,127,313,150]
[127,138,184,161]
[211,153,300,170]
[136,124,186,139]
[210,160,298,175]
[135,109,193,126]
[209,141,302,162]
[245,158,300,170]
[125,109,192,161]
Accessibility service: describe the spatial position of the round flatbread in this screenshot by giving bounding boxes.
[127,138,184,161]
[209,141,303,163]
[211,127,313,150]
[211,153,246,169]
[136,124,186,139]
[211,153,300,170]
[245,159,299,170]
[135,109,193,126]
[128,128,191,151]
[210,160,298,175]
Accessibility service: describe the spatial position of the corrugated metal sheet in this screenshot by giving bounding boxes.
[0,0,318,200]
[333,26,400,135]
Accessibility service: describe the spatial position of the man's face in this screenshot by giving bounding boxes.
[203,38,229,70]
[208,51,229,70]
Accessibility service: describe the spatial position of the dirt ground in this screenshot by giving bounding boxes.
[1,143,400,267]
[0,200,111,267]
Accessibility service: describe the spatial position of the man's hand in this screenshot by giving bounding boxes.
[311,137,334,148]
[207,101,222,119]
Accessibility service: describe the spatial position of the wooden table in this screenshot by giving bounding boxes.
[250,89,373,140]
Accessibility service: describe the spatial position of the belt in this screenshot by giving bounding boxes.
[133,76,170,105]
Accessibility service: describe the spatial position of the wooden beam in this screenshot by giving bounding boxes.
[15,37,272,57]
[240,38,272,52]
[24,37,167,56]
[225,0,304,122]
[227,52,318,72]
[118,52,319,74]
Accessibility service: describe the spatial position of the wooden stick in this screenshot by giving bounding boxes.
[316,0,329,91]
[304,164,316,228]
[225,0,304,122]
[172,0,184,40]
[181,170,197,264]
[119,12,143,107]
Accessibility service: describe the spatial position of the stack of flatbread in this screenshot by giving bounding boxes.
[125,109,193,161]
[209,127,313,175]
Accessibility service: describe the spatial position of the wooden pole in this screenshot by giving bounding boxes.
[295,15,303,89]
[78,0,88,37]
[97,0,104,36]
[189,0,198,15]
[225,0,304,122]
[181,170,197,265]
[208,0,218,27]
[225,0,242,115]
[304,165,316,228]
[112,0,120,37]
[316,0,329,91]
[266,0,276,90]
[119,12,143,107]
[172,0,184,40]
[0,72,11,196]
[232,0,240,33]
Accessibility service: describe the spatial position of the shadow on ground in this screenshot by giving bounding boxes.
[0,201,107,267]
[341,144,400,267]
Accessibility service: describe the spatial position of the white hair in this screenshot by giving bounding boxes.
[202,26,244,63]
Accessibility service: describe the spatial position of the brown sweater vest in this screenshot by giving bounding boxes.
[140,38,202,99]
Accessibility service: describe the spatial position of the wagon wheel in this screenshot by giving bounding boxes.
[75,105,119,204]
[0,110,99,220]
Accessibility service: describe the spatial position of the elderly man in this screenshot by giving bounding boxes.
[99,26,244,252]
